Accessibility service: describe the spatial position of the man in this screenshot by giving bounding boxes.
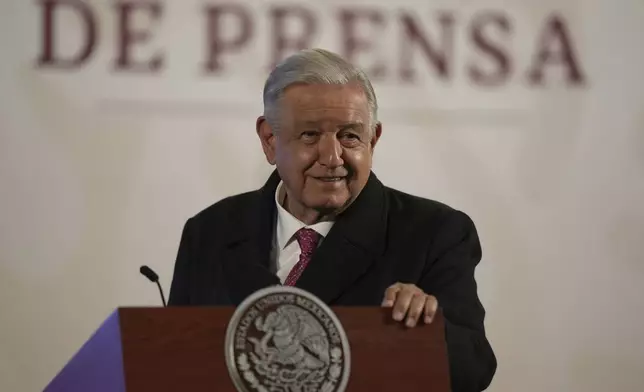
[168,48,496,391]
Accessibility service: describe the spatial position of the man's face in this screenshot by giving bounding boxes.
[257,83,382,222]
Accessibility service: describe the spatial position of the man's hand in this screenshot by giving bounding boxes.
[381,283,438,327]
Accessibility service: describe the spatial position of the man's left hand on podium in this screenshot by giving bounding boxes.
[381,282,438,328]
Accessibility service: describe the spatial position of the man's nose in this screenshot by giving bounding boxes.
[317,134,344,168]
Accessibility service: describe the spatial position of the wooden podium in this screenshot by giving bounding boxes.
[43,307,451,391]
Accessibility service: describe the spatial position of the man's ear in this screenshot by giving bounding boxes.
[369,122,383,152]
[256,116,277,165]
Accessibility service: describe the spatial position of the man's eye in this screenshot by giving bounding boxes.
[341,133,360,141]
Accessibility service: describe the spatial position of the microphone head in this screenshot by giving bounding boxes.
[139,265,159,282]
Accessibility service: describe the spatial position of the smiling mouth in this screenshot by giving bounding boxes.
[315,177,345,182]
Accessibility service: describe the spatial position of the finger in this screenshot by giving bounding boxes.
[392,288,416,321]
[381,283,402,307]
[405,294,428,327]
[424,295,439,324]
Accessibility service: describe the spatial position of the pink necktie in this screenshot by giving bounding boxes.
[284,228,321,286]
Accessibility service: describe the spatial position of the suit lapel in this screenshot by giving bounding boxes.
[294,172,388,304]
[220,170,389,305]
[221,171,281,305]
[221,238,280,305]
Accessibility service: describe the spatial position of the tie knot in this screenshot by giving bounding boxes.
[294,228,321,255]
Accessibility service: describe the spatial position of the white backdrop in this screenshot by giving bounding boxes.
[1,0,644,391]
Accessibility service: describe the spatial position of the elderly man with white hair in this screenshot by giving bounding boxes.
[168,48,497,391]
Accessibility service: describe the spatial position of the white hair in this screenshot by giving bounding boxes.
[262,48,379,132]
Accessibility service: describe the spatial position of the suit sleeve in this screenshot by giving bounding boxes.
[168,218,195,305]
[419,210,497,392]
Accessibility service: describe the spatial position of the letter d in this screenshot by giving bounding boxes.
[37,0,97,69]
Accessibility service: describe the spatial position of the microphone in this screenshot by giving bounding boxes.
[139,265,167,307]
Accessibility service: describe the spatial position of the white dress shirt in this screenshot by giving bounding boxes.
[272,181,335,283]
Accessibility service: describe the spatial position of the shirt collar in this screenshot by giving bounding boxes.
[275,181,335,250]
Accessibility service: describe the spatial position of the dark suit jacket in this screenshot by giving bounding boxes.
[168,170,497,391]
